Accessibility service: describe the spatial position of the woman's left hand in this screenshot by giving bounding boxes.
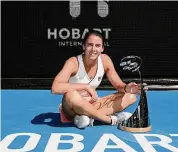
[126,82,141,94]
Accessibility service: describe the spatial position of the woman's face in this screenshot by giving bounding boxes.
[83,34,104,60]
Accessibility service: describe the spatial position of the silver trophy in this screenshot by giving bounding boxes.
[119,56,151,132]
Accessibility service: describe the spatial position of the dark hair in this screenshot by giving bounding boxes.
[82,30,104,46]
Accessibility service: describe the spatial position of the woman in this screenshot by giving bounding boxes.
[51,31,140,128]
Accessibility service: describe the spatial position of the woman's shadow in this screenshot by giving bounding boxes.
[31,112,104,128]
[31,112,75,127]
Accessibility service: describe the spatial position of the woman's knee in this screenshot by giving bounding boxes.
[127,93,136,104]
[64,90,77,99]
[63,90,83,107]
[123,93,136,105]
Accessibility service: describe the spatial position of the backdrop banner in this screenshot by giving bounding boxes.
[2,1,178,88]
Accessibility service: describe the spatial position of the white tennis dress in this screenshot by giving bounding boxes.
[60,54,105,123]
[69,54,105,90]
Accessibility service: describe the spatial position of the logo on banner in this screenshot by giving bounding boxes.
[47,1,111,48]
[69,0,109,18]
[47,28,111,47]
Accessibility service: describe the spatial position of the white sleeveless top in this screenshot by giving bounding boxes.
[69,54,105,89]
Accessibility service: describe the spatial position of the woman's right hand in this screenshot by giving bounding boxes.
[86,85,98,101]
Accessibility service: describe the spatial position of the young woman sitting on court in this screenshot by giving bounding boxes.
[51,31,141,128]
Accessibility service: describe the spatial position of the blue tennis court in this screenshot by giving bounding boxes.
[1,90,178,152]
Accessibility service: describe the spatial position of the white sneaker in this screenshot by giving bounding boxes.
[74,115,94,128]
[110,112,132,126]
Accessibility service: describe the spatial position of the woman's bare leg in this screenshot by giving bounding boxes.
[92,92,136,115]
[62,90,136,124]
[62,91,111,123]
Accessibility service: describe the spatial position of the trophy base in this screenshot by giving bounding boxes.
[119,125,151,133]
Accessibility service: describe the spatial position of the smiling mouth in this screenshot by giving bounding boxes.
[90,52,97,55]
[90,54,97,57]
